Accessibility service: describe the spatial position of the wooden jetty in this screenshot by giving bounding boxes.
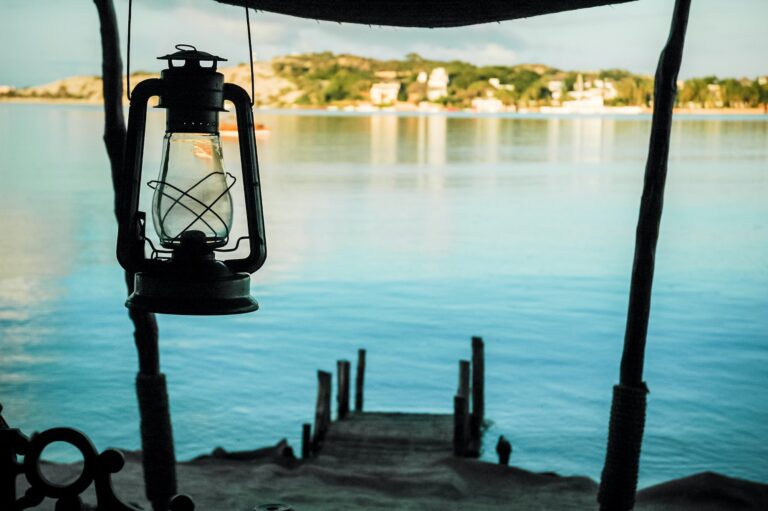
[322,413,454,463]
[302,337,487,463]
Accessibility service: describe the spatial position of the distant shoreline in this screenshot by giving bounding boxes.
[1,97,766,117]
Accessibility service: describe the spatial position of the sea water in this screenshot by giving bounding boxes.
[0,104,766,487]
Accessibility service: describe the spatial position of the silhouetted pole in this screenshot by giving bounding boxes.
[93,1,177,509]
[453,395,468,457]
[496,435,512,466]
[301,423,312,459]
[313,370,332,450]
[337,360,351,419]
[598,1,692,509]
[457,360,470,400]
[470,337,485,444]
[355,349,366,413]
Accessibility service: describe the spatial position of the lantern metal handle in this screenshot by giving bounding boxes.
[117,80,266,275]
[117,78,163,274]
[221,83,267,274]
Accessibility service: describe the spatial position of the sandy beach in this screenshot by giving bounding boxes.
[20,442,768,511]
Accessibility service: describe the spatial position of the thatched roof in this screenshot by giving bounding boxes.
[214,0,635,28]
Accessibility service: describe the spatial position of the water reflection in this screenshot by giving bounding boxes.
[255,115,654,167]
[370,115,398,166]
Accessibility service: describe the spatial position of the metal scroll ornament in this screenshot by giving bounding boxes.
[0,405,194,511]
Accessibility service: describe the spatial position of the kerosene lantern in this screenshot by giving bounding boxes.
[117,45,266,315]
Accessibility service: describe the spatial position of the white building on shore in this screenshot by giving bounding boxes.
[427,68,449,101]
[370,82,401,106]
[471,96,505,113]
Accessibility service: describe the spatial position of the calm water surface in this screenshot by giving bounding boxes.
[0,104,766,487]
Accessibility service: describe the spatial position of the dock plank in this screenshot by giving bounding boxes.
[321,412,454,463]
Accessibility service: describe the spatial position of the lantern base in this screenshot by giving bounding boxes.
[127,264,258,316]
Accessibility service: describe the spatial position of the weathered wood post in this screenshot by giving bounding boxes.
[457,359,472,454]
[337,360,351,420]
[598,1,692,510]
[457,360,470,400]
[470,337,485,445]
[301,423,312,459]
[355,349,366,413]
[453,395,469,457]
[313,370,332,450]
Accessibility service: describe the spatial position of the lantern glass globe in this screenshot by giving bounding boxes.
[151,132,234,249]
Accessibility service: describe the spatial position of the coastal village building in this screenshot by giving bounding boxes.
[370,82,401,106]
[542,74,639,113]
[707,83,724,107]
[569,74,618,102]
[488,78,515,92]
[547,80,565,102]
[471,96,505,113]
[543,73,624,111]
[427,67,449,101]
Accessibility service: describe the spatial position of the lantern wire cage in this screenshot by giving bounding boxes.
[146,171,242,256]
[125,0,258,262]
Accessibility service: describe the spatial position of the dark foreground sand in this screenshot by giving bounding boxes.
[24,443,768,511]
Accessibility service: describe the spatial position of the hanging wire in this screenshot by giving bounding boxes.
[126,0,133,100]
[245,0,255,106]
[127,0,254,104]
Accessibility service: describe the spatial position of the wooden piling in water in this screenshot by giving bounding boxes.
[301,423,312,459]
[337,360,351,420]
[355,349,366,413]
[471,336,485,444]
[313,370,332,448]
[453,395,469,457]
[457,359,470,400]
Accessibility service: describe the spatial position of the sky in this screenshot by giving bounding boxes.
[0,0,766,88]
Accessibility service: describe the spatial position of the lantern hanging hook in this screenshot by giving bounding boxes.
[126,0,255,105]
[174,43,198,53]
[245,0,255,106]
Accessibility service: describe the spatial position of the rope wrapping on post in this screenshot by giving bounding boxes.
[136,373,178,508]
[598,384,649,510]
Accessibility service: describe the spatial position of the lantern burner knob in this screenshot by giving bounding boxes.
[173,230,215,263]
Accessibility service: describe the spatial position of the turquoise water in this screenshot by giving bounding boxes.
[0,104,766,487]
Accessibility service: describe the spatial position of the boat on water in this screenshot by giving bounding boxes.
[219,115,271,139]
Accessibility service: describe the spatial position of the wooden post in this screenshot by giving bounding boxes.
[93,1,175,509]
[337,360,351,420]
[470,337,485,443]
[355,349,366,413]
[457,360,470,400]
[599,1,692,510]
[453,395,468,457]
[301,423,312,459]
[313,370,332,449]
